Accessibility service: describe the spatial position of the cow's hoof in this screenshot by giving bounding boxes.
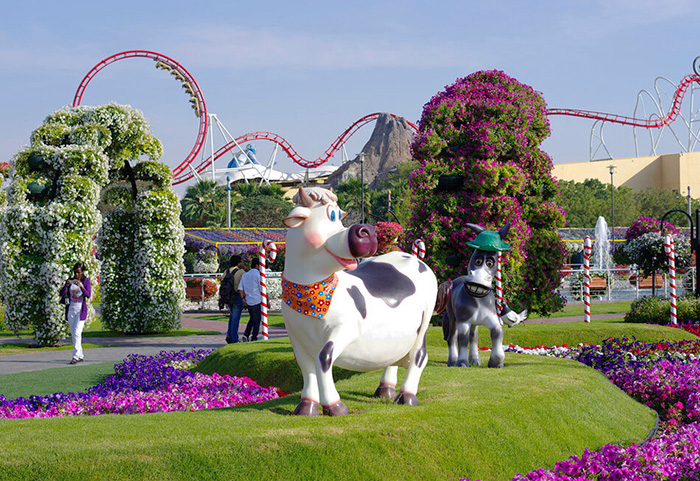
[292,399,320,416]
[373,384,396,399]
[394,392,419,406]
[322,401,349,416]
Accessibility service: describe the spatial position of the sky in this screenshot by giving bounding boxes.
[2,0,700,196]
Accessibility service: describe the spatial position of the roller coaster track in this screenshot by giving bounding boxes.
[72,50,418,185]
[547,74,700,127]
[176,113,418,185]
[72,50,208,181]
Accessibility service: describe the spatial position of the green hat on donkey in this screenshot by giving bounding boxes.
[465,223,512,251]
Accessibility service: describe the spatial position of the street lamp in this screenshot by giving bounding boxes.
[608,165,616,246]
[226,175,232,229]
[357,153,365,224]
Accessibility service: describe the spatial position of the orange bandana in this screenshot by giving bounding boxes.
[282,274,338,319]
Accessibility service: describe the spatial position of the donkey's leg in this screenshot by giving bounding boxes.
[455,320,472,367]
[316,326,360,416]
[485,315,505,368]
[374,366,398,399]
[467,323,481,366]
[287,329,320,416]
[396,313,430,405]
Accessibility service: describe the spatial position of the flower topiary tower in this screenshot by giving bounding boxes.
[0,103,184,345]
[408,70,567,314]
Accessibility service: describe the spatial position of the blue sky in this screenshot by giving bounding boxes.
[2,0,700,194]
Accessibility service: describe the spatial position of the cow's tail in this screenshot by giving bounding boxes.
[435,281,452,342]
[434,281,452,315]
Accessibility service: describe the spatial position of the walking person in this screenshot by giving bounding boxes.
[239,258,262,341]
[59,262,92,364]
[219,255,246,344]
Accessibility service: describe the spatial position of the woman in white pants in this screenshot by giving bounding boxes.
[59,262,92,364]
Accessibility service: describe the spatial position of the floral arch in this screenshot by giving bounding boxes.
[0,104,185,346]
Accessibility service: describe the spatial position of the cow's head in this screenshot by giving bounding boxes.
[463,223,511,297]
[283,187,377,274]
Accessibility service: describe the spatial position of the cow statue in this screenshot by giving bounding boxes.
[282,187,439,416]
[437,223,528,368]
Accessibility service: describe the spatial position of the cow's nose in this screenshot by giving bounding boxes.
[348,224,378,258]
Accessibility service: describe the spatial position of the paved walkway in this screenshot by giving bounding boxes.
[0,310,622,375]
[0,312,286,375]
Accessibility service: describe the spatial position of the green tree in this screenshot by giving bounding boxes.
[180,179,227,227]
[235,195,293,227]
[559,179,639,227]
[335,178,371,224]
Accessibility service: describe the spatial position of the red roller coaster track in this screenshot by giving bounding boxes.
[176,113,418,184]
[72,50,208,181]
[72,51,417,185]
[547,74,700,128]
[75,51,699,186]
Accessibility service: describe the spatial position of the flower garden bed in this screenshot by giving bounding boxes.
[0,349,288,419]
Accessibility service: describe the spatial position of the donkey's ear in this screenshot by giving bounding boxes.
[466,223,485,235]
[499,223,511,240]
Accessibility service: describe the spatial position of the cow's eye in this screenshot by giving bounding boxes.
[326,205,337,221]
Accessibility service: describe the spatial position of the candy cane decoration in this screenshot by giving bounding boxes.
[495,251,504,318]
[258,240,277,340]
[664,235,677,325]
[583,236,592,323]
[411,239,426,260]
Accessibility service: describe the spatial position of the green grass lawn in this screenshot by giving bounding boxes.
[543,301,632,318]
[0,321,690,480]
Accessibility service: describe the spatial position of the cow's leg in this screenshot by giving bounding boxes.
[316,326,359,416]
[374,366,398,399]
[396,321,429,406]
[468,323,481,366]
[485,315,505,368]
[287,329,320,416]
[456,320,472,367]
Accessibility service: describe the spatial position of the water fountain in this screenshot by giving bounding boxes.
[592,216,611,269]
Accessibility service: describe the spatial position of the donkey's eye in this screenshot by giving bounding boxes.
[486,259,494,268]
[475,259,483,266]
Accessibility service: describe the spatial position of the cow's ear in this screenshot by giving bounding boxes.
[340,209,348,220]
[283,206,311,228]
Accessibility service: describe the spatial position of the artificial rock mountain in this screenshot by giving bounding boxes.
[326,113,414,188]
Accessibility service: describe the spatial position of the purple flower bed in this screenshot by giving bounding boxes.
[464,339,700,480]
[0,349,286,419]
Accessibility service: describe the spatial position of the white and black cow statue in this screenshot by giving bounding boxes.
[282,187,438,416]
[437,223,528,368]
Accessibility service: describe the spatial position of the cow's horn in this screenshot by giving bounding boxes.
[297,186,314,208]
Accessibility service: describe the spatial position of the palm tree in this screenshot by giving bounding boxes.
[180,180,228,227]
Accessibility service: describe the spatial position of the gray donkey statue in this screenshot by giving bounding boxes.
[436,223,528,368]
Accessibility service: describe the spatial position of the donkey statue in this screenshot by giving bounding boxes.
[436,223,527,368]
[282,187,438,416]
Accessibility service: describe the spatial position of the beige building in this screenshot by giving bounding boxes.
[553,152,700,196]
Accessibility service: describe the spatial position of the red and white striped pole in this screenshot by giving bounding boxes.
[583,236,592,323]
[495,251,504,318]
[411,239,426,260]
[664,235,677,325]
[258,240,277,340]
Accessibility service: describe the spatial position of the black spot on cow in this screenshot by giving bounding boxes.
[347,261,416,308]
[320,341,334,373]
[347,286,367,319]
[418,261,427,273]
[415,334,427,368]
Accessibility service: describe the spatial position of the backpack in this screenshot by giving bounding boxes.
[218,267,240,308]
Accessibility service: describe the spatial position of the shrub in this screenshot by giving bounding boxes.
[625,295,700,324]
